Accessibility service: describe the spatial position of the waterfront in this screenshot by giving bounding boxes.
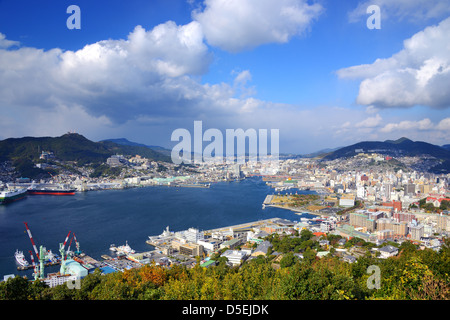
[0,177,314,279]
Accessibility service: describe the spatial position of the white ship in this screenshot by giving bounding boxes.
[15,250,29,267]
[110,241,135,255]
[0,188,27,204]
[46,250,59,263]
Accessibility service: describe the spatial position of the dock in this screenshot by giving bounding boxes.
[177,183,211,188]
[203,218,281,234]
[263,195,273,205]
[17,261,60,271]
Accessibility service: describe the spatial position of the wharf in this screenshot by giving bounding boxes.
[203,218,281,234]
[17,261,60,271]
[265,203,323,216]
[176,183,211,188]
[263,195,273,205]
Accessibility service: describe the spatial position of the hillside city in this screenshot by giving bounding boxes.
[1,147,449,274]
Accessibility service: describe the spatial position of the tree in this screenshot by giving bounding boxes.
[300,229,313,242]
[440,200,450,211]
[0,276,31,300]
[280,252,296,268]
[303,248,316,264]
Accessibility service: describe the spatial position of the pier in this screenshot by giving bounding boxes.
[203,218,283,234]
[17,261,60,271]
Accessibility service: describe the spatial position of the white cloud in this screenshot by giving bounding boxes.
[0,25,298,146]
[436,117,450,131]
[348,0,450,23]
[192,0,323,52]
[365,105,379,114]
[380,118,436,133]
[0,33,19,48]
[232,69,256,98]
[233,70,252,86]
[337,17,450,109]
[0,22,216,123]
[355,114,382,128]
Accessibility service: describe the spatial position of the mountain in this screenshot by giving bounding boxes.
[321,137,450,173]
[299,146,343,159]
[102,138,172,156]
[0,133,171,178]
[442,144,450,151]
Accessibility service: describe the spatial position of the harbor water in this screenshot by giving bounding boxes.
[0,177,315,279]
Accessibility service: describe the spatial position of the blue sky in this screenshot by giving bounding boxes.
[0,0,449,154]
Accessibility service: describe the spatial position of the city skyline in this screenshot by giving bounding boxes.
[0,0,449,154]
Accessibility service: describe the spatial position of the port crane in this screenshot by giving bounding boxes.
[23,222,48,279]
[63,231,81,259]
[59,230,82,275]
[24,222,40,260]
[29,250,39,281]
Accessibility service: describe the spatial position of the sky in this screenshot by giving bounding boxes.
[0,0,449,154]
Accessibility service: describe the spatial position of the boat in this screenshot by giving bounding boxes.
[112,241,135,255]
[15,250,29,267]
[0,188,28,204]
[27,186,75,195]
[46,250,59,264]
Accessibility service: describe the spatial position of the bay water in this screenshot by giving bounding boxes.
[0,177,314,279]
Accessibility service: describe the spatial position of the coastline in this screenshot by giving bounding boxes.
[264,204,325,217]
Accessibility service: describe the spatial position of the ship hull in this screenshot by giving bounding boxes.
[0,189,28,204]
[28,189,75,195]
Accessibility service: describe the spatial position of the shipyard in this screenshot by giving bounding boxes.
[5,215,317,287]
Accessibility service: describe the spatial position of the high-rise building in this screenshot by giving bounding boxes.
[437,214,450,232]
[349,211,376,232]
[384,183,393,201]
[376,218,408,237]
[410,224,424,240]
[393,212,416,223]
[405,183,416,195]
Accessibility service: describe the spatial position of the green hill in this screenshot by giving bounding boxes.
[101,138,172,157]
[0,133,171,178]
[321,137,450,173]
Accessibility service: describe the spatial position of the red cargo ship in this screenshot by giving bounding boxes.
[27,187,75,195]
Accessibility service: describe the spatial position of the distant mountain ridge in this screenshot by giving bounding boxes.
[101,138,172,156]
[320,137,450,173]
[0,133,170,164]
[322,137,450,160]
[0,133,171,179]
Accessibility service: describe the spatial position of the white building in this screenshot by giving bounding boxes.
[357,185,365,199]
[221,250,248,266]
[44,273,79,288]
[197,239,220,252]
[378,245,398,259]
[184,228,204,243]
[339,194,355,207]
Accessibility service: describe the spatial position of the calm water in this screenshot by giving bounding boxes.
[0,177,313,278]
